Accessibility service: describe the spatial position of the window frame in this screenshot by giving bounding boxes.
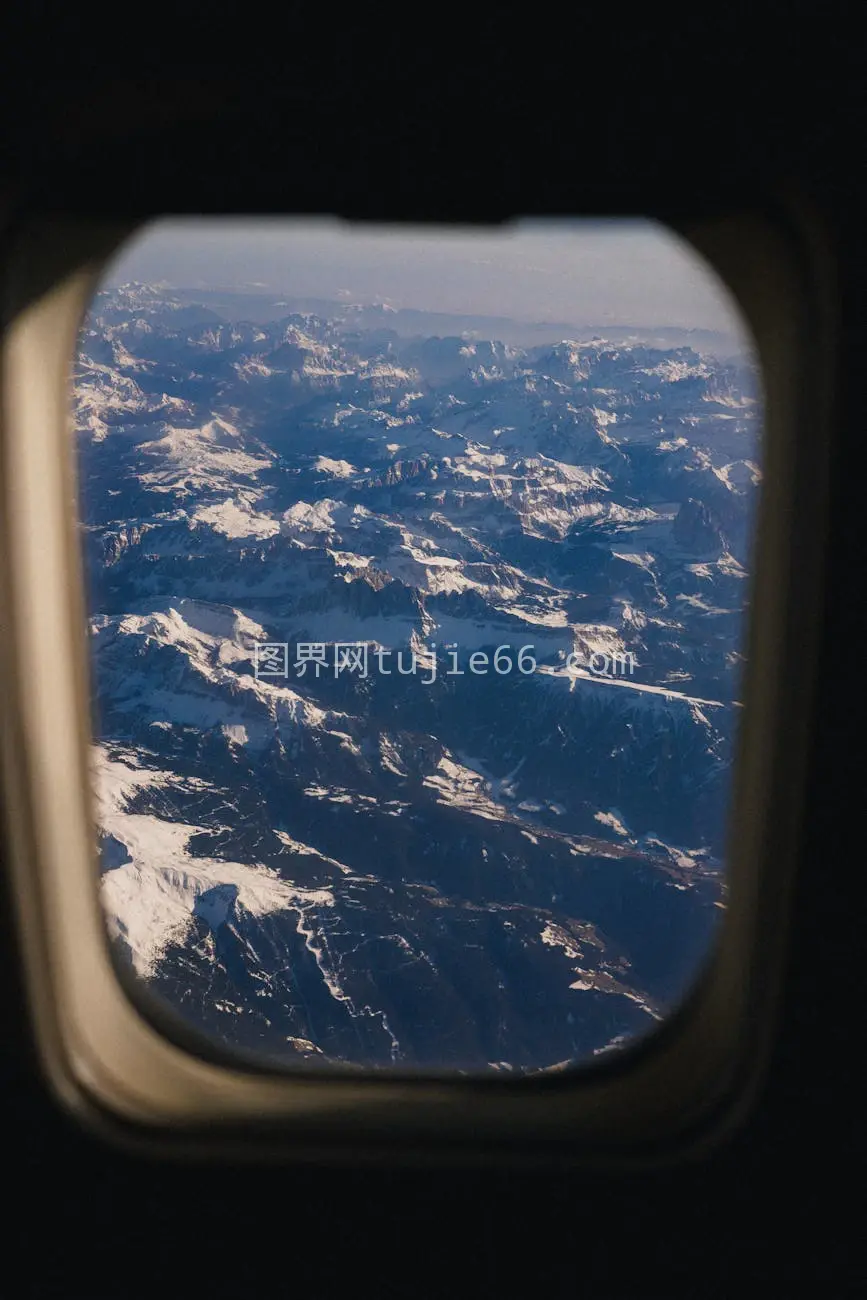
[0,208,832,1165]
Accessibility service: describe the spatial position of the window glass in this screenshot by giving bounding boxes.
[75,218,761,1073]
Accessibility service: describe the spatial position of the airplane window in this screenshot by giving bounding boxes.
[73,218,761,1074]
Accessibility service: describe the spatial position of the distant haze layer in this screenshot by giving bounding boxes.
[108,217,750,343]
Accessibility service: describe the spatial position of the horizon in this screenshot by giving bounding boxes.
[105,217,753,347]
[104,279,739,340]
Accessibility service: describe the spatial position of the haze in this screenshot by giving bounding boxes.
[109,217,747,340]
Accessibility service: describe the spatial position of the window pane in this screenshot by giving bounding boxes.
[74,218,761,1073]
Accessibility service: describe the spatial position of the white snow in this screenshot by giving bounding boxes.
[94,746,335,977]
[192,498,279,539]
[314,456,357,478]
[594,810,630,838]
[138,418,273,496]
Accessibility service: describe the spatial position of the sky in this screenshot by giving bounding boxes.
[108,217,748,338]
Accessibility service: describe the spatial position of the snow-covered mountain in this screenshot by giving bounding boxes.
[74,285,760,1072]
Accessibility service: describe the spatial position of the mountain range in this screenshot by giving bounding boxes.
[74,283,761,1073]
